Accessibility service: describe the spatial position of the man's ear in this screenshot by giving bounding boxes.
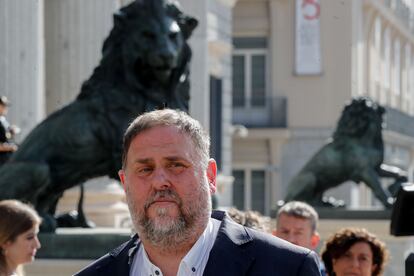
[118,169,126,191]
[206,159,217,194]
[310,232,320,250]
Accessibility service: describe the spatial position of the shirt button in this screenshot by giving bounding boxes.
[155,271,160,275]
[192,267,196,272]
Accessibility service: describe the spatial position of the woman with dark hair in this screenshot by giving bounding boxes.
[321,227,388,276]
[0,200,41,276]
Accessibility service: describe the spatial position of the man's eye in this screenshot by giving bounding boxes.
[138,167,153,174]
[168,162,187,172]
[167,161,186,168]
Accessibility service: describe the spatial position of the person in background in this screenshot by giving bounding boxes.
[273,201,325,275]
[0,200,42,276]
[274,201,320,250]
[75,109,321,276]
[0,96,19,164]
[321,227,388,276]
[227,208,269,232]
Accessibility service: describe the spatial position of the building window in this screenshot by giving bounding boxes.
[393,39,401,95]
[403,43,411,112]
[411,50,414,115]
[404,43,410,95]
[210,76,223,171]
[251,170,265,214]
[232,170,245,210]
[251,55,266,107]
[383,28,391,91]
[232,37,267,108]
[232,55,245,107]
[232,169,267,215]
[374,17,382,84]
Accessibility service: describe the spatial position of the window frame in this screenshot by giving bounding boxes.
[232,168,270,215]
[232,48,269,109]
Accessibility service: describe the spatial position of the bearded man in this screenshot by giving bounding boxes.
[75,109,321,276]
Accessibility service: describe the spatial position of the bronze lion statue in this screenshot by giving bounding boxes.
[0,0,198,231]
[285,97,407,208]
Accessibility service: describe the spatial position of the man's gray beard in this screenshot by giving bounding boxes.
[126,183,211,250]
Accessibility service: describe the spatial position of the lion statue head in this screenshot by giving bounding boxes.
[78,0,198,107]
[333,97,385,140]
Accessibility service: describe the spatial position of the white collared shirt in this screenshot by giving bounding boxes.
[130,218,221,276]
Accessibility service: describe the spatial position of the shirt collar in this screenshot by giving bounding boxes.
[179,218,217,274]
[134,218,220,276]
[140,246,162,276]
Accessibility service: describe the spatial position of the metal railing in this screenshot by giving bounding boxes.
[384,0,414,33]
[385,106,414,138]
[232,96,287,128]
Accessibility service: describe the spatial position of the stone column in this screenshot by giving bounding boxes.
[177,0,210,128]
[0,0,45,141]
[44,0,130,227]
[351,0,365,98]
[269,131,290,205]
[44,0,119,113]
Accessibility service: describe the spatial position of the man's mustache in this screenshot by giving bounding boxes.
[144,189,182,210]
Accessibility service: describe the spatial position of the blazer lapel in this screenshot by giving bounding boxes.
[97,235,140,276]
[203,211,255,276]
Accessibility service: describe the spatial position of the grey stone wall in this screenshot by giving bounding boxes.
[0,0,45,141]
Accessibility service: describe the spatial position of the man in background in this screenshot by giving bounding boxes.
[0,96,19,164]
[274,201,326,275]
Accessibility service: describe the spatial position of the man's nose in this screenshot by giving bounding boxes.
[151,168,171,190]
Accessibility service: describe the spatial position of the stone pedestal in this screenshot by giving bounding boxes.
[36,228,131,259]
[316,207,391,220]
[25,259,93,276]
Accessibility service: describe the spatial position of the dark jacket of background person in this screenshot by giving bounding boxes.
[75,211,321,276]
[0,96,18,164]
[0,116,13,160]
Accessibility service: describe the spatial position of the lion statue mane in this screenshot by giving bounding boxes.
[285,97,407,208]
[0,0,198,231]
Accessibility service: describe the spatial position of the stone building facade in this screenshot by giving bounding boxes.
[231,0,414,213]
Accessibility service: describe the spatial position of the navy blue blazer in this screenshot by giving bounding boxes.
[75,210,321,276]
